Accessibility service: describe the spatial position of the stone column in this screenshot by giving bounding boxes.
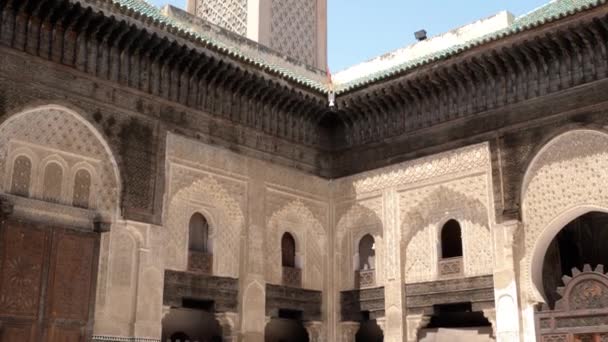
[339,321,360,342]
[481,307,497,338]
[304,321,324,342]
[405,314,430,342]
[376,317,386,336]
[382,189,406,342]
[239,161,269,342]
[492,220,522,342]
[216,312,239,342]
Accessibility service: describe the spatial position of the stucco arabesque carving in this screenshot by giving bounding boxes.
[165,166,245,278]
[400,178,493,283]
[0,105,120,218]
[265,198,327,290]
[335,197,384,290]
[334,143,489,196]
[521,129,608,302]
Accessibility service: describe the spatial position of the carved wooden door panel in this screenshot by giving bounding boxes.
[42,228,99,342]
[0,220,49,341]
[0,220,99,342]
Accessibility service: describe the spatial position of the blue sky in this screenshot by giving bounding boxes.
[148,0,549,72]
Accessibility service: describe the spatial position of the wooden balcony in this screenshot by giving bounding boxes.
[188,250,213,274]
[282,266,302,288]
[356,269,376,289]
[438,256,463,278]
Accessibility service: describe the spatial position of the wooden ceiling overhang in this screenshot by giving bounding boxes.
[0,0,330,147]
[333,5,608,148]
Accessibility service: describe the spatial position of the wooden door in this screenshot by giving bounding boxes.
[0,219,99,342]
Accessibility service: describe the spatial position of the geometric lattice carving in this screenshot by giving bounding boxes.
[270,0,317,66]
[165,173,244,278]
[438,257,463,278]
[356,269,375,289]
[335,201,384,291]
[522,130,608,301]
[0,106,118,215]
[42,162,63,203]
[72,169,91,209]
[196,0,247,35]
[401,182,492,283]
[282,266,302,288]
[266,200,326,291]
[188,250,213,275]
[10,155,31,197]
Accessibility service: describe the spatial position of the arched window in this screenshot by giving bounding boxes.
[281,232,296,268]
[441,219,463,258]
[11,155,32,197]
[42,162,63,203]
[72,169,92,209]
[358,234,375,270]
[188,213,209,253]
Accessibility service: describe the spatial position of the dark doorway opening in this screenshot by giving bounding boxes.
[162,307,222,342]
[265,309,309,342]
[427,303,491,328]
[542,211,608,308]
[355,311,384,342]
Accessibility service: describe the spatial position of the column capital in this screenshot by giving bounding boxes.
[481,307,497,337]
[406,314,430,342]
[304,321,324,342]
[215,312,239,342]
[339,321,360,342]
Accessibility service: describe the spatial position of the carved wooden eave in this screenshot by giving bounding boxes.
[333,5,608,149]
[0,0,330,148]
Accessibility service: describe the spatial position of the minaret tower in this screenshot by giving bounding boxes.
[186,0,327,70]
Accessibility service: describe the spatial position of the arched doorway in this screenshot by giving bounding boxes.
[535,211,608,340]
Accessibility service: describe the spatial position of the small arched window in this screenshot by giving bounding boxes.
[11,155,32,197]
[188,213,209,253]
[441,219,463,258]
[358,234,375,270]
[281,232,296,268]
[42,162,63,203]
[72,169,92,209]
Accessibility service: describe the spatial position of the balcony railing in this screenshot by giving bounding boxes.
[188,251,213,274]
[438,256,463,278]
[282,266,302,288]
[356,269,376,289]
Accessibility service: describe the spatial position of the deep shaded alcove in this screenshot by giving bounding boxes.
[355,317,384,342]
[542,211,608,308]
[440,219,463,259]
[264,316,309,342]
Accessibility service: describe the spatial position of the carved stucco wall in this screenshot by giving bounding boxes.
[333,143,495,285]
[265,199,327,290]
[0,105,120,218]
[164,167,246,278]
[521,129,608,303]
[335,198,385,290]
[400,179,493,283]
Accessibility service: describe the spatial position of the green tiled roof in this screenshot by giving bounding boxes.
[95,0,605,95]
[333,0,607,94]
